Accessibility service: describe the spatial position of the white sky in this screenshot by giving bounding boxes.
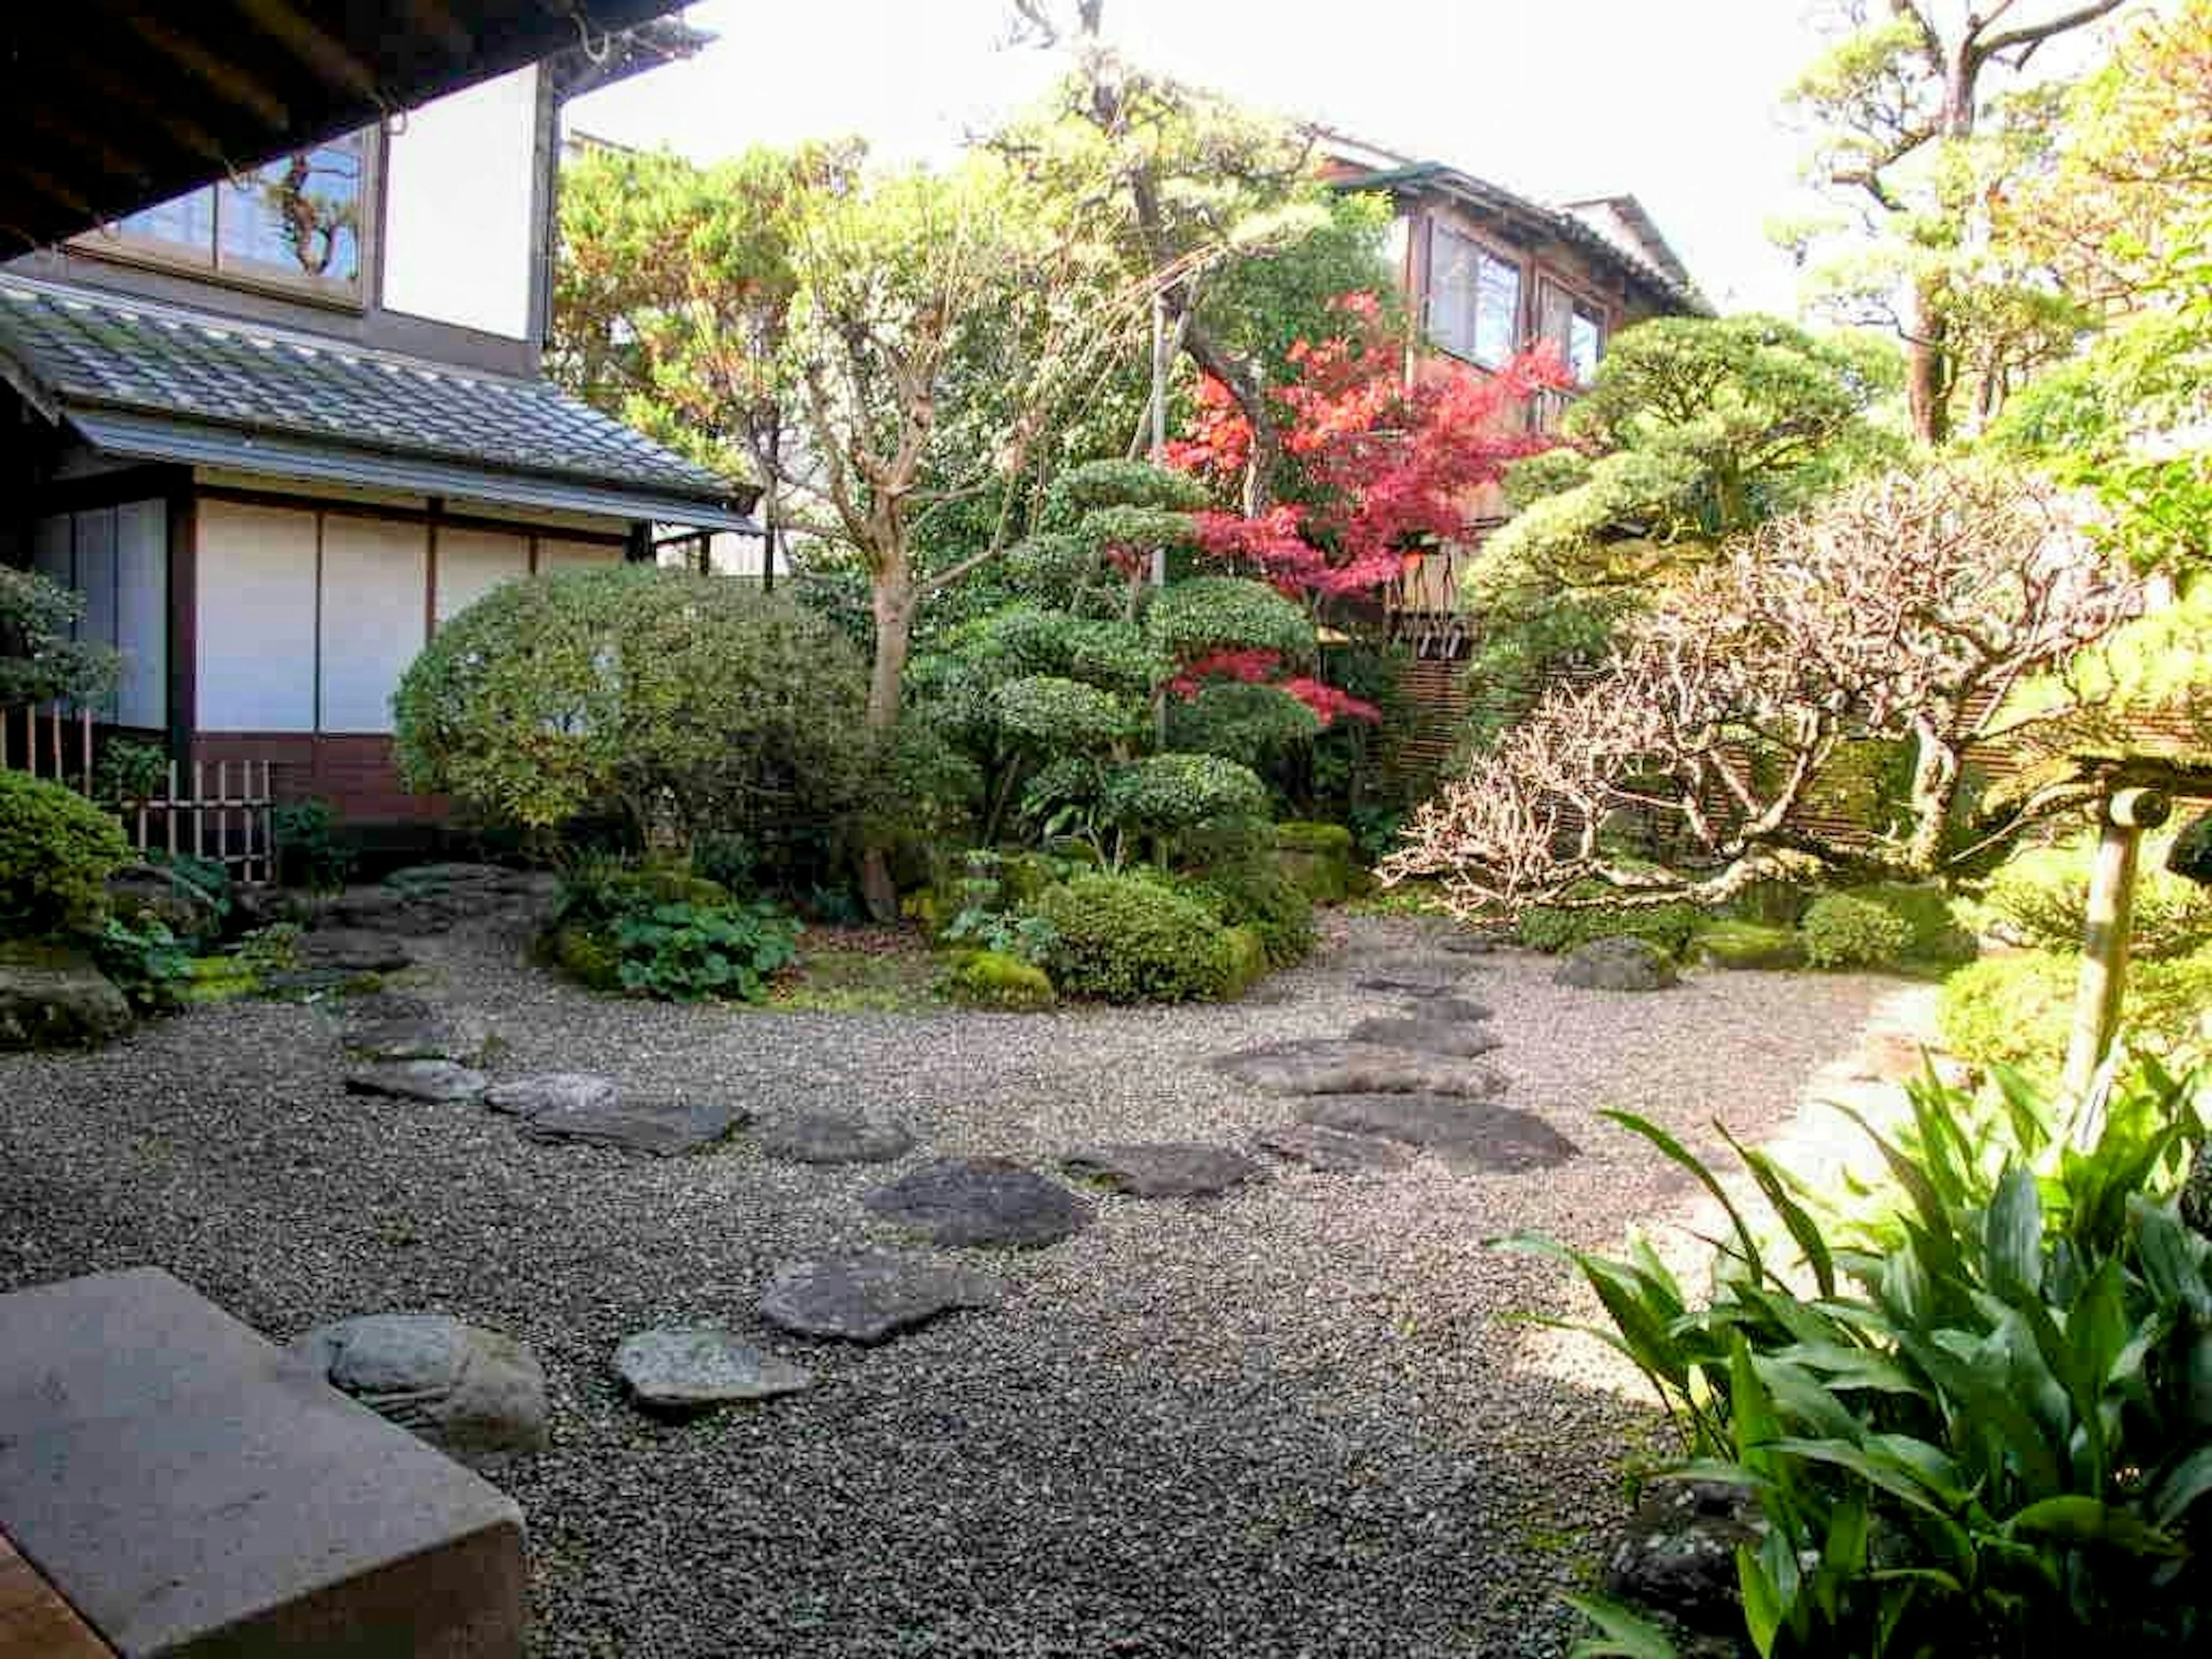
[565,0,1833,313]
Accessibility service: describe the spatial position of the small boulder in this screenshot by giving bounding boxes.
[343,1059,490,1104]
[1294,1094,1578,1174]
[862,1157,1092,1248]
[291,1312,547,1453]
[483,1073,619,1118]
[1343,1014,1501,1058]
[342,1003,493,1067]
[1254,1123,1414,1175]
[758,1250,1001,1345]
[1061,1142,1263,1198]
[521,1097,746,1156]
[1213,1038,1509,1100]
[613,1328,813,1415]
[107,861,223,945]
[1603,1479,1765,1637]
[755,1109,915,1166]
[298,930,414,975]
[1555,935,1678,992]
[0,956,131,1051]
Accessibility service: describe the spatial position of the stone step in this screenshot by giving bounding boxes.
[0,1268,525,1657]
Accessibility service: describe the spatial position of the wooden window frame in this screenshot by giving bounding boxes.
[1424,221,1524,371]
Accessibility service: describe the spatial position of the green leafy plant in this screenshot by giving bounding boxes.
[92,739,168,808]
[611,900,801,1002]
[90,913,194,1011]
[1799,892,1914,969]
[1098,752,1270,841]
[1033,872,1239,1002]
[1839,881,1979,965]
[1526,1058,2212,1657]
[940,948,1056,1010]
[942,906,1061,967]
[1982,834,2212,960]
[1517,896,1702,958]
[1181,855,1315,969]
[0,771,131,935]
[272,798,355,891]
[1938,949,2212,1083]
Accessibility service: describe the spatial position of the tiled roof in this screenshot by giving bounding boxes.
[0,276,739,507]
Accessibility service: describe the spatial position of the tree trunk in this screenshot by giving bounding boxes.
[1906,283,1952,448]
[859,567,916,921]
[1903,718,1960,876]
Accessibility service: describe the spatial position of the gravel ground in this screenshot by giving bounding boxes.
[0,912,1906,1658]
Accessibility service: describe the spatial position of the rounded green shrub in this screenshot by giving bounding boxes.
[1164,683,1320,768]
[1689,919,1806,971]
[1099,753,1269,838]
[991,676,1137,753]
[1980,835,2212,960]
[942,949,1056,1010]
[1033,873,1238,1003]
[1186,858,1315,968]
[395,566,868,839]
[1938,948,2212,1081]
[1143,576,1314,658]
[0,771,131,935]
[1800,893,1914,970]
[1273,820,1357,903]
[1516,896,1702,958]
[1839,882,1978,965]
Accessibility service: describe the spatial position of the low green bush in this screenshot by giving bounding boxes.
[609,900,800,1002]
[0,771,130,934]
[272,798,355,891]
[1800,892,1914,969]
[1033,873,1238,1003]
[1980,834,2212,960]
[1937,948,2212,1081]
[90,914,194,1010]
[1273,819,1357,903]
[941,949,1056,1010]
[1687,919,1805,970]
[1184,857,1314,969]
[1221,925,1270,998]
[1840,880,1978,964]
[1516,895,1701,958]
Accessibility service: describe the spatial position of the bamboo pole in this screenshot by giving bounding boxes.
[2063,786,2172,1097]
[166,761,178,857]
[192,762,205,860]
[79,709,92,795]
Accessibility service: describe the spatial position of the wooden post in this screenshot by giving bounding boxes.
[2063,786,2172,1096]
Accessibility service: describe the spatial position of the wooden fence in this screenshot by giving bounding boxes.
[1,704,276,885]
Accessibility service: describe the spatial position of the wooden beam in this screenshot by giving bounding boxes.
[229,0,382,104]
[131,15,293,131]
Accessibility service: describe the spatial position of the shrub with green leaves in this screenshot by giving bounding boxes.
[1528,1059,2212,1657]
[1839,881,1978,965]
[991,676,1137,753]
[1033,873,1238,1003]
[1164,681,1321,769]
[1937,948,2212,1082]
[611,900,800,1002]
[1800,892,1914,969]
[1981,834,2212,960]
[272,798,355,891]
[1516,896,1702,958]
[1142,575,1314,659]
[1182,857,1315,969]
[941,949,1056,1010]
[1098,753,1270,840]
[90,914,194,1011]
[395,566,868,841]
[0,771,130,935]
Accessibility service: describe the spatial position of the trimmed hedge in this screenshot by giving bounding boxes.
[1183,857,1315,969]
[1840,882,1978,965]
[1801,893,1913,969]
[942,950,1056,1010]
[1689,919,1806,971]
[1034,873,1238,1003]
[0,771,130,935]
[1979,835,2212,960]
[1516,897,1702,958]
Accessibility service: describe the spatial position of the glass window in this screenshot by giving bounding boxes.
[1535,279,1606,387]
[1427,226,1521,367]
[81,132,368,302]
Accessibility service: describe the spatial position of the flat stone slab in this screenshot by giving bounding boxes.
[483,1073,619,1118]
[342,1059,489,1104]
[1254,1123,1415,1175]
[521,1098,747,1156]
[757,1251,1001,1345]
[1353,960,1475,995]
[862,1157,1092,1248]
[755,1109,916,1165]
[1555,935,1679,991]
[297,930,414,974]
[292,1313,547,1455]
[1294,1094,1579,1174]
[1061,1142,1264,1198]
[0,1268,525,1657]
[341,1000,491,1066]
[1438,931,1506,956]
[1343,1014,1501,1058]
[612,1328,814,1415]
[1213,1039,1509,1100]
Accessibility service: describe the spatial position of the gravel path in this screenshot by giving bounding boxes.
[0,913,1906,1658]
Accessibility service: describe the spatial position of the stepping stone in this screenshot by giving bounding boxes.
[343,1059,490,1104]
[298,930,413,974]
[1061,1142,1263,1198]
[290,1312,547,1453]
[1213,1039,1509,1100]
[756,1108,916,1165]
[758,1250,1001,1345]
[612,1328,814,1415]
[1355,960,1474,995]
[1423,996,1493,1024]
[522,1097,747,1156]
[1255,1123,1414,1175]
[484,1073,619,1118]
[1555,936,1677,991]
[1344,1014,1502,1058]
[862,1157,1092,1248]
[342,1001,493,1066]
[1438,931,1506,956]
[1294,1094,1578,1174]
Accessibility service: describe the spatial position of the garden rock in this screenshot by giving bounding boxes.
[521,1097,746,1156]
[1555,935,1678,991]
[758,1251,1001,1345]
[1254,1123,1414,1175]
[755,1109,916,1165]
[107,861,222,944]
[1294,1094,1578,1174]
[1353,961,1474,996]
[1343,1014,1501,1058]
[613,1328,814,1415]
[862,1157,1092,1248]
[342,1002,492,1066]
[1060,1142,1263,1198]
[299,930,414,975]
[291,1312,547,1453]
[0,957,131,1051]
[343,1059,489,1104]
[1213,1038,1509,1100]
[483,1073,619,1118]
[1603,1479,1765,1636]
[1437,930,1506,956]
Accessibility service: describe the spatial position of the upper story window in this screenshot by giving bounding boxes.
[1537,279,1605,386]
[1426,225,1520,368]
[76,133,370,306]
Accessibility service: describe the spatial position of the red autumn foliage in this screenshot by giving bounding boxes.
[1169,293,1572,600]
[1165,649,1382,727]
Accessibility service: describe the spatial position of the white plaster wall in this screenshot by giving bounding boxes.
[381,67,539,340]
[198,502,317,732]
[540,538,622,571]
[435,527,531,623]
[319,517,427,733]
